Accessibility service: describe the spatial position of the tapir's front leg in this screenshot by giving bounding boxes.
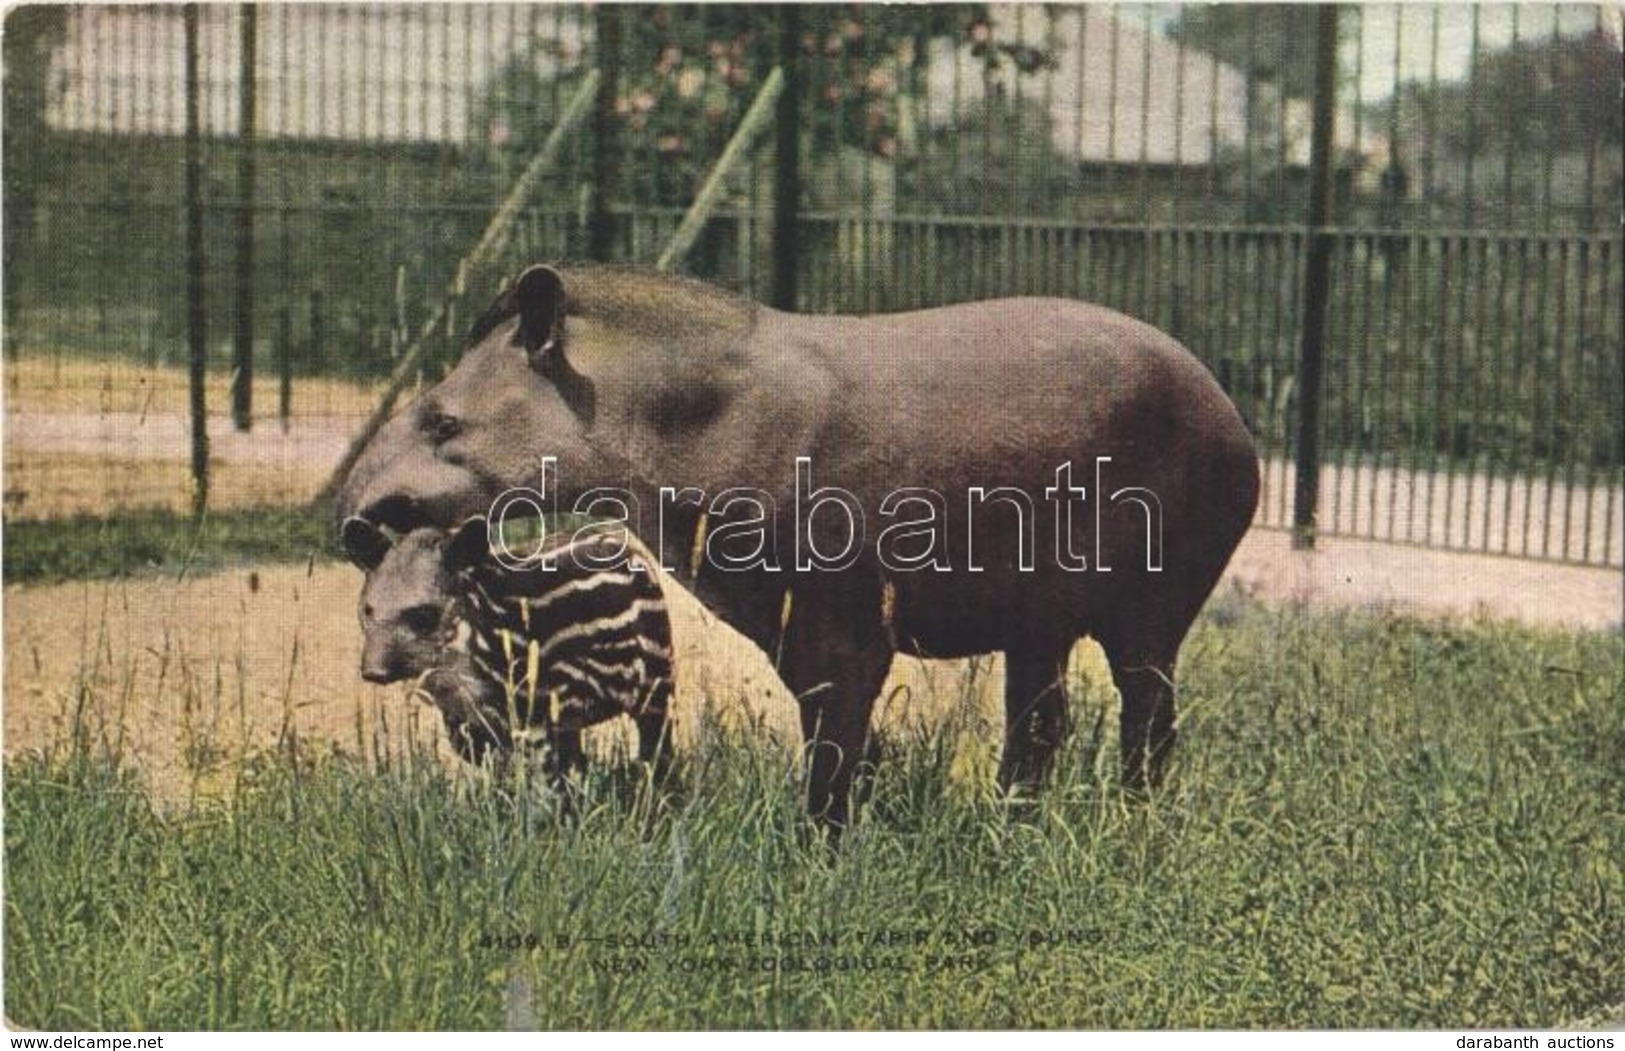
[772,574,894,831]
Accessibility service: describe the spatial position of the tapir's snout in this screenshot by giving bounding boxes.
[360,641,410,685]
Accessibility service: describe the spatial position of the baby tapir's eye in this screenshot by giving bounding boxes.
[400,604,443,634]
[427,412,462,443]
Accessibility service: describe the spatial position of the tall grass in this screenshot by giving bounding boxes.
[6,597,1622,1029]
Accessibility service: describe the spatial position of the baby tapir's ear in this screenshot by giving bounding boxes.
[447,516,492,571]
[340,516,392,571]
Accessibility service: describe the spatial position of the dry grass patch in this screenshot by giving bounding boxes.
[5,562,1105,803]
[3,449,329,519]
[4,355,385,419]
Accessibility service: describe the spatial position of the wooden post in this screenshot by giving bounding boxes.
[657,68,784,274]
[1291,5,1339,550]
[184,4,209,514]
[232,3,257,431]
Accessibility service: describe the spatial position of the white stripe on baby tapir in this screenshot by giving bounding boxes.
[522,569,642,613]
[531,598,670,666]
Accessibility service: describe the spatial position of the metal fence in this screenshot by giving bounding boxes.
[3,4,1620,565]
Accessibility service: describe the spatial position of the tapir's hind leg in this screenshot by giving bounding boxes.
[776,576,894,831]
[998,640,1074,795]
[1099,631,1182,792]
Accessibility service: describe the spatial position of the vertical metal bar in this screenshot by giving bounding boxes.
[949,9,963,207]
[1074,7,1089,221]
[1279,230,1298,528]
[1503,237,1528,555]
[1171,9,1186,227]
[1329,230,1350,535]
[232,3,258,432]
[1243,12,1257,223]
[1353,232,1376,537]
[588,5,622,263]
[1203,12,1218,222]
[1136,4,1151,229]
[1521,238,1546,557]
[1460,7,1480,229]
[1375,233,1398,543]
[1543,239,1569,559]
[1582,8,1602,233]
[1466,234,1489,549]
[1038,8,1055,210]
[1444,234,1468,547]
[184,3,210,515]
[1601,239,1619,567]
[1572,236,1594,562]
[1423,8,1439,221]
[1541,8,1560,229]
[1502,7,1520,230]
[278,303,291,431]
[771,5,802,311]
[1105,9,1120,214]
[1484,234,1510,553]
[1291,5,1338,549]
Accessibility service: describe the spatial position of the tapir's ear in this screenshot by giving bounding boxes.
[340,516,392,572]
[514,264,566,365]
[513,264,596,425]
[446,516,491,571]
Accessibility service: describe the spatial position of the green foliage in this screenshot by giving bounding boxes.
[1391,25,1624,155]
[7,599,1622,1028]
[475,5,1055,208]
[2,506,338,586]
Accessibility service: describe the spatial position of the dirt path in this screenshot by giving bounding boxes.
[1226,527,1621,631]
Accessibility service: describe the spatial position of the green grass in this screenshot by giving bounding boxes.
[5,598,1622,1029]
[2,505,338,585]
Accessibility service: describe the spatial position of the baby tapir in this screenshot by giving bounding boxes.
[341,515,674,783]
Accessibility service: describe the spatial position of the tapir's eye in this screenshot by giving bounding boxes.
[427,412,462,443]
[401,605,443,634]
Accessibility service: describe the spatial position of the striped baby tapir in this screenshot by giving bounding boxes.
[340,514,674,782]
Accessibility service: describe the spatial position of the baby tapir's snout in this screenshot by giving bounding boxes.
[360,632,414,685]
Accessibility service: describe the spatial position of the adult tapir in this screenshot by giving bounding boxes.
[337,264,1259,825]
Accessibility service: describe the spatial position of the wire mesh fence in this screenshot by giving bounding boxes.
[3,4,1620,565]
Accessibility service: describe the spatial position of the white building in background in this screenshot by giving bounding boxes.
[44,4,587,144]
[921,5,1379,170]
[47,4,1376,170]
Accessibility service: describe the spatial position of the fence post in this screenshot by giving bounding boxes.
[1291,5,1339,550]
[309,288,325,374]
[770,5,803,311]
[278,303,292,433]
[232,3,257,432]
[588,5,623,263]
[184,4,209,515]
